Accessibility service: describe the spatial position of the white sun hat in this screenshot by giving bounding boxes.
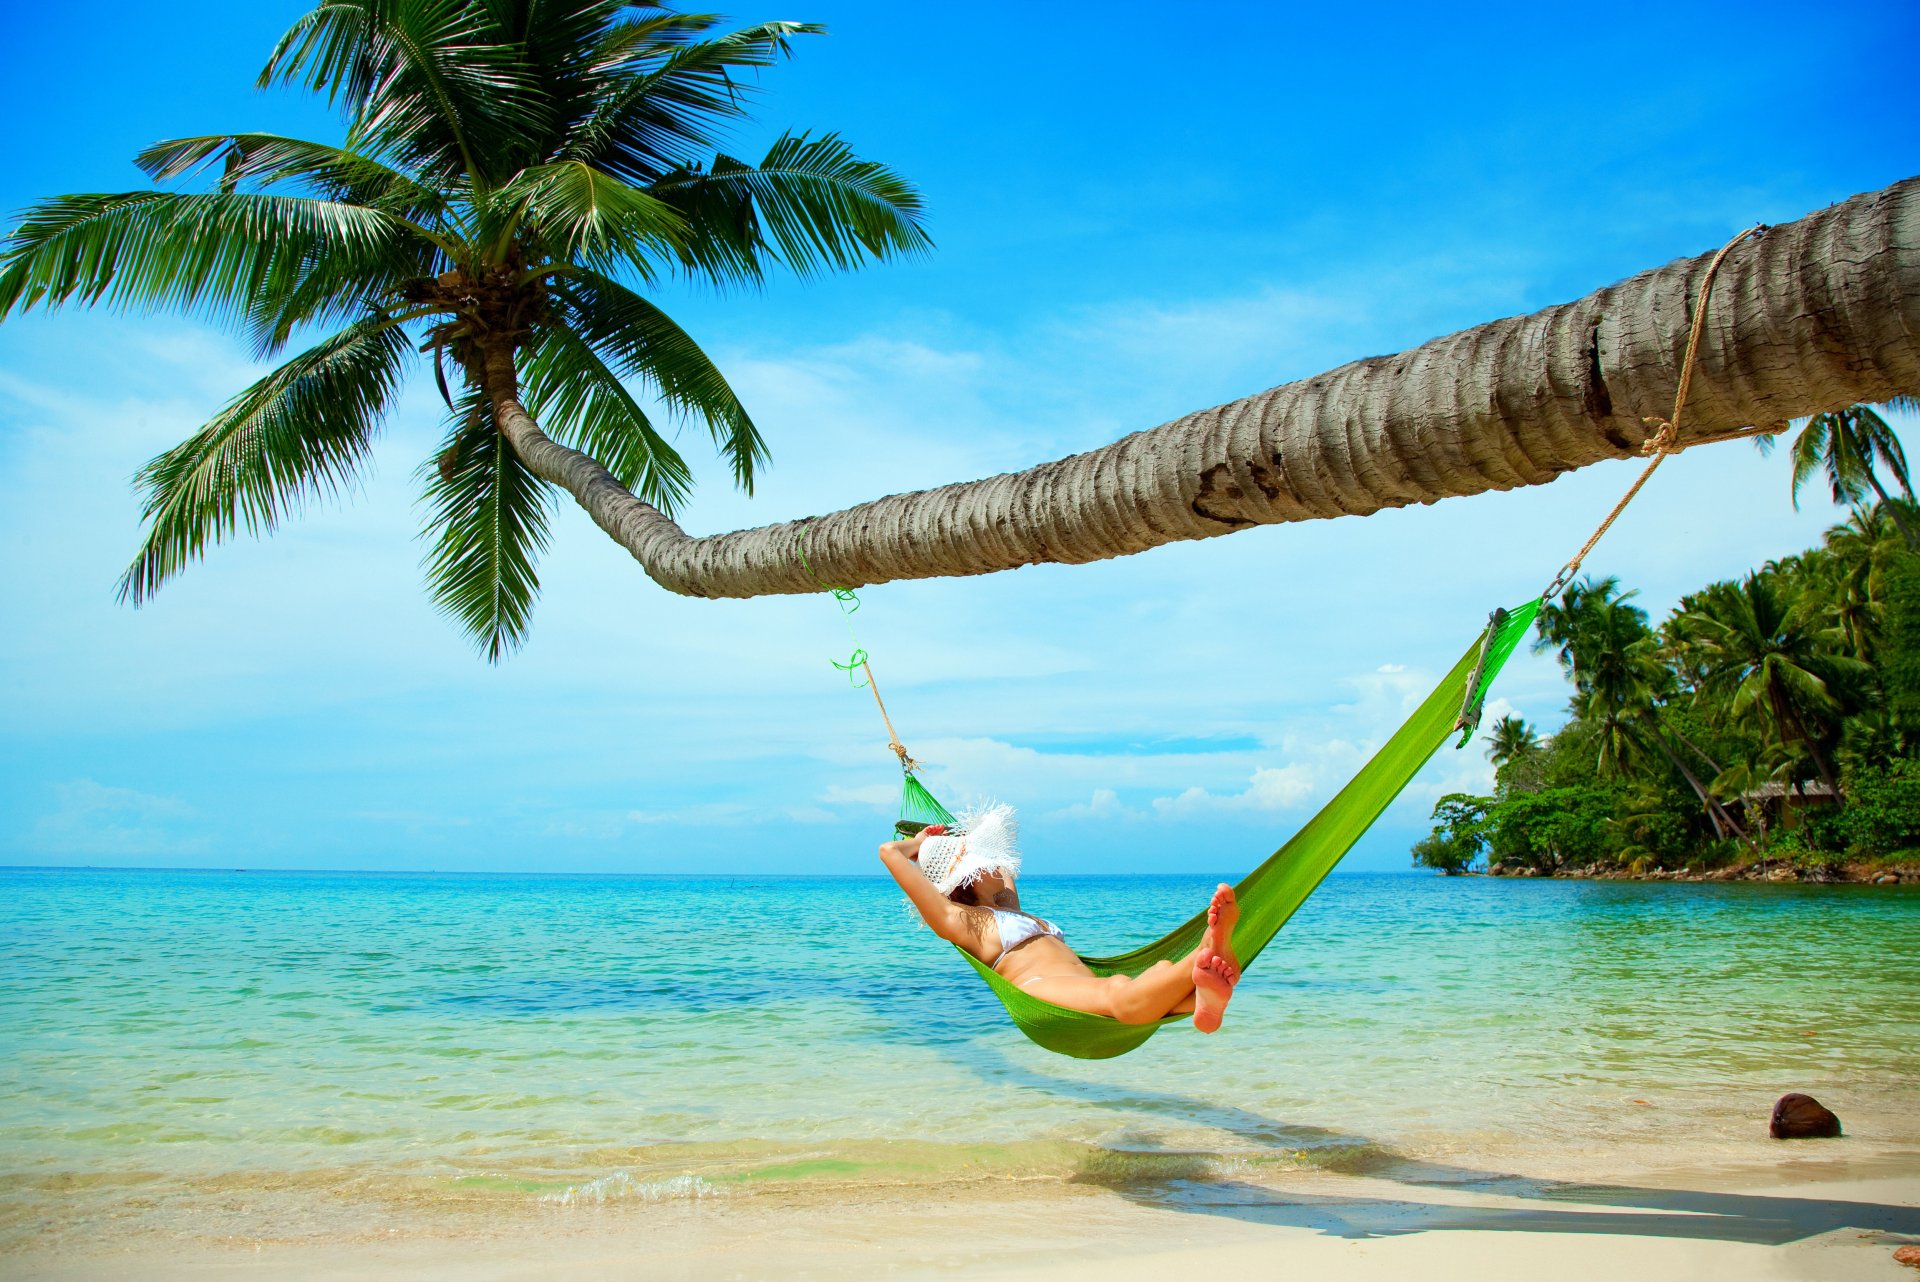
[917,802,1021,896]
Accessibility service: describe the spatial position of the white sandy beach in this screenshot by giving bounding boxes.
[10,1151,1918,1282]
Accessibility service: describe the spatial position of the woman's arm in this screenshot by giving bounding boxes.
[878,834,971,945]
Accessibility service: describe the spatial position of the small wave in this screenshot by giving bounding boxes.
[540,1172,721,1206]
[1068,1149,1216,1188]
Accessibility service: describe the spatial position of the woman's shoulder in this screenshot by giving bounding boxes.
[946,904,1002,962]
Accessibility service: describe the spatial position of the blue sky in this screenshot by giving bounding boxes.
[1,1,1914,874]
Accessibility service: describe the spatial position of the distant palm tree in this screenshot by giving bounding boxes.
[0,1,927,657]
[1815,504,1909,662]
[1676,573,1868,798]
[1760,400,1918,548]
[1535,577,1666,778]
[1542,576,1750,842]
[1533,575,1621,678]
[1486,715,1539,769]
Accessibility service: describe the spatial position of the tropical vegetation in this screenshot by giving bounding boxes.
[1417,420,1920,877]
[0,1,928,657]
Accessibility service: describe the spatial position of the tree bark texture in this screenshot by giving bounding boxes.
[498,177,1920,600]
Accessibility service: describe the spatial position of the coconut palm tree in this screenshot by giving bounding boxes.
[1484,714,1541,794]
[3,20,1918,614]
[1816,503,1910,661]
[1535,577,1667,777]
[1485,715,1538,768]
[1676,573,1868,798]
[479,178,1920,600]
[1759,400,1918,548]
[0,1,927,656]
[1542,576,1749,841]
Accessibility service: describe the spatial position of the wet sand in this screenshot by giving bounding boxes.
[9,1151,1917,1281]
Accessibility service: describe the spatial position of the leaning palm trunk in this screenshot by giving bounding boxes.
[499,177,1920,600]
[1638,714,1750,847]
[1774,687,1844,801]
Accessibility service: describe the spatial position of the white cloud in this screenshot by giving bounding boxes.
[625,801,757,827]
[1045,788,1139,822]
[28,779,205,857]
[817,782,900,811]
[1148,745,1354,817]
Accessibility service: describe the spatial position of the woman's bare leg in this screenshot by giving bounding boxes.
[1103,956,1203,1024]
[1017,951,1208,1024]
[1022,884,1238,1026]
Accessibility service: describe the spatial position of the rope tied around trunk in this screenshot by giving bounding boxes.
[1540,223,1770,603]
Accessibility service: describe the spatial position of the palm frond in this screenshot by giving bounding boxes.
[1847,404,1914,499]
[520,327,694,512]
[420,389,554,660]
[494,161,685,275]
[588,9,729,66]
[0,191,424,326]
[117,317,410,603]
[241,249,432,359]
[260,0,547,189]
[566,20,823,183]
[1786,414,1840,509]
[493,0,631,164]
[652,132,931,284]
[551,270,763,488]
[136,133,452,229]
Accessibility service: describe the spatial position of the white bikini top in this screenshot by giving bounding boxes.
[989,909,1066,969]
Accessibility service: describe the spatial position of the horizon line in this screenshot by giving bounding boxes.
[0,863,1430,879]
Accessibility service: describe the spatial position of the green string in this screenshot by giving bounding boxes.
[796,522,871,689]
[831,646,871,684]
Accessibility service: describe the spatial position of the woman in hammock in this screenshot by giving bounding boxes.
[879,804,1241,1031]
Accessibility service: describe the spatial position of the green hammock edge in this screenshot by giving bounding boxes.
[955,600,1542,1059]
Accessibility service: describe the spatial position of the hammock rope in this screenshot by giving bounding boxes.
[796,224,1770,1057]
[797,522,922,776]
[1540,223,1768,603]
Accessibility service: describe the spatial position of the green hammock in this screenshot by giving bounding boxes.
[903,601,1539,1059]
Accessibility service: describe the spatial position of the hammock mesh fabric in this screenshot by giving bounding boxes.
[912,601,1539,1059]
[895,773,957,837]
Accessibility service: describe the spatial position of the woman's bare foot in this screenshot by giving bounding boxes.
[1192,883,1240,1033]
[1192,955,1239,1032]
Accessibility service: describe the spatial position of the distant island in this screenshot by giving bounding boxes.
[1416,481,1920,885]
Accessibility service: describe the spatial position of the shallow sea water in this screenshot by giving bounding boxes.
[2,868,1917,1241]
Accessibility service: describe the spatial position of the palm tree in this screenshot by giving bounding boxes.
[4,33,1917,614]
[1603,783,1677,875]
[0,1,926,656]
[1484,714,1540,793]
[1760,400,1918,548]
[464,178,1920,599]
[1535,577,1666,777]
[1542,576,1750,841]
[1816,503,1909,662]
[1676,573,1868,799]
[1486,715,1538,769]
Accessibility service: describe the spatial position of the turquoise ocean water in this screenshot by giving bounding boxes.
[3,868,1917,1238]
